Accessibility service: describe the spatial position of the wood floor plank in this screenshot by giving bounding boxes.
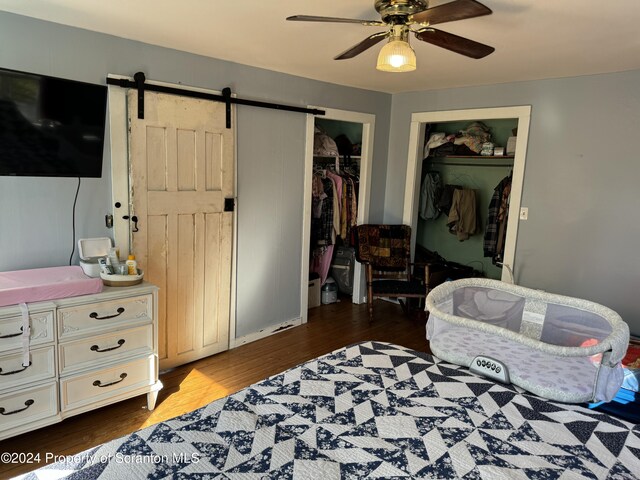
[0,298,429,478]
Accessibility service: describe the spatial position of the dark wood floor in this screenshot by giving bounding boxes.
[0,297,429,478]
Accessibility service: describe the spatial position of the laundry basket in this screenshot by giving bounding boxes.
[426,278,630,403]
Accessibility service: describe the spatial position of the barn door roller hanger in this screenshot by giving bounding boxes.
[106,72,326,128]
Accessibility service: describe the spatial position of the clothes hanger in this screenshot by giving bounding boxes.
[450,172,480,189]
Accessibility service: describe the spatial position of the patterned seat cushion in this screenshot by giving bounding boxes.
[355,224,411,269]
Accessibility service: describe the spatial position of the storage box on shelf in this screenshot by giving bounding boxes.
[0,282,161,440]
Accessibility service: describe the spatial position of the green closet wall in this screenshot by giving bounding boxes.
[315,118,363,145]
[417,119,517,279]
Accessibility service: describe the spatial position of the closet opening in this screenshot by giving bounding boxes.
[301,108,376,322]
[403,106,531,284]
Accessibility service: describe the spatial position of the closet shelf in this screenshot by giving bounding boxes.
[427,155,514,168]
[440,155,514,159]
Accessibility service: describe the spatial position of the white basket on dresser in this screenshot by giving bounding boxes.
[0,282,162,440]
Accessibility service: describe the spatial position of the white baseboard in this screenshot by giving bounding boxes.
[229,317,302,349]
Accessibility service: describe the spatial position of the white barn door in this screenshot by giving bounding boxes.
[128,91,234,370]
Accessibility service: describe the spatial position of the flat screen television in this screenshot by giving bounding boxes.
[0,67,107,178]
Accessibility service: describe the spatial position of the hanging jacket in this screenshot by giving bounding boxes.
[419,172,443,220]
[484,175,512,258]
[447,188,478,241]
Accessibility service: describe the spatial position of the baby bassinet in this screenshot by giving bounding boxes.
[426,278,630,403]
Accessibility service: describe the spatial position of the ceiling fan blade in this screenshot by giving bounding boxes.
[334,32,388,60]
[411,0,492,26]
[414,27,494,58]
[286,15,384,27]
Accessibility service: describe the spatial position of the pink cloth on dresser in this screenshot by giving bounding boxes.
[0,266,103,306]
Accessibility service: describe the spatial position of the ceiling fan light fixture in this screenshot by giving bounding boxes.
[376,38,416,72]
[376,25,416,72]
[288,0,495,70]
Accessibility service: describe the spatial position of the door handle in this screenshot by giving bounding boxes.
[90,339,126,353]
[0,361,31,376]
[0,399,34,415]
[0,326,23,339]
[122,215,139,232]
[93,372,127,388]
[89,307,125,320]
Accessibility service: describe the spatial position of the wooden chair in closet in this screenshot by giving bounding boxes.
[415,243,484,307]
[354,224,428,322]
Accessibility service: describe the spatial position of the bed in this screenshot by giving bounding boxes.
[18,341,640,479]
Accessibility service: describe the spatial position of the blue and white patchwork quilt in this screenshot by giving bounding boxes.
[19,342,640,479]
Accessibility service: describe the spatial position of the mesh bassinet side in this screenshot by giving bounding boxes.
[426,278,630,403]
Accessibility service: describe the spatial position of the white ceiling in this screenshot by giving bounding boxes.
[2,0,640,94]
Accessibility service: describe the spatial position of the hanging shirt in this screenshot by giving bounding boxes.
[484,175,512,258]
[312,173,326,219]
[347,177,358,240]
[495,181,512,258]
[341,181,348,240]
[419,172,443,220]
[325,171,342,244]
[447,188,477,241]
[318,177,334,246]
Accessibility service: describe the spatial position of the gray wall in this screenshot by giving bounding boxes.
[0,12,392,339]
[4,11,637,339]
[386,71,640,335]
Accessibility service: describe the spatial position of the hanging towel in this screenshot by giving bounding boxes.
[19,302,31,367]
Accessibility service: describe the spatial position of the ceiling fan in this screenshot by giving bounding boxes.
[287,0,494,72]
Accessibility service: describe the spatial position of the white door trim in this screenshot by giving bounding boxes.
[402,106,531,283]
[300,107,376,322]
[107,74,239,344]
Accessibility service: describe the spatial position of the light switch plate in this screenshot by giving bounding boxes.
[519,207,528,220]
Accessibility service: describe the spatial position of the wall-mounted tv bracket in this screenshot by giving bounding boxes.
[106,72,326,128]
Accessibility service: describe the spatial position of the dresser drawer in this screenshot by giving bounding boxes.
[0,381,58,433]
[60,355,155,411]
[0,310,55,354]
[0,345,56,391]
[58,294,153,339]
[59,325,153,376]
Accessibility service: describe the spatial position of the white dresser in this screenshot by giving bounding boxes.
[0,282,161,440]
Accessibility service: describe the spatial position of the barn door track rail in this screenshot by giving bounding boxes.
[107,72,325,128]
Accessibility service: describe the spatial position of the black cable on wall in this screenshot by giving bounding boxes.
[69,177,81,265]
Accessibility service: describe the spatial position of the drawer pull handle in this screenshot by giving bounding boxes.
[0,326,23,339]
[89,307,125,320]
[0,361,32,376]
[91,339,126,353]
[0,399,34,415]
[93,373,127,388]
